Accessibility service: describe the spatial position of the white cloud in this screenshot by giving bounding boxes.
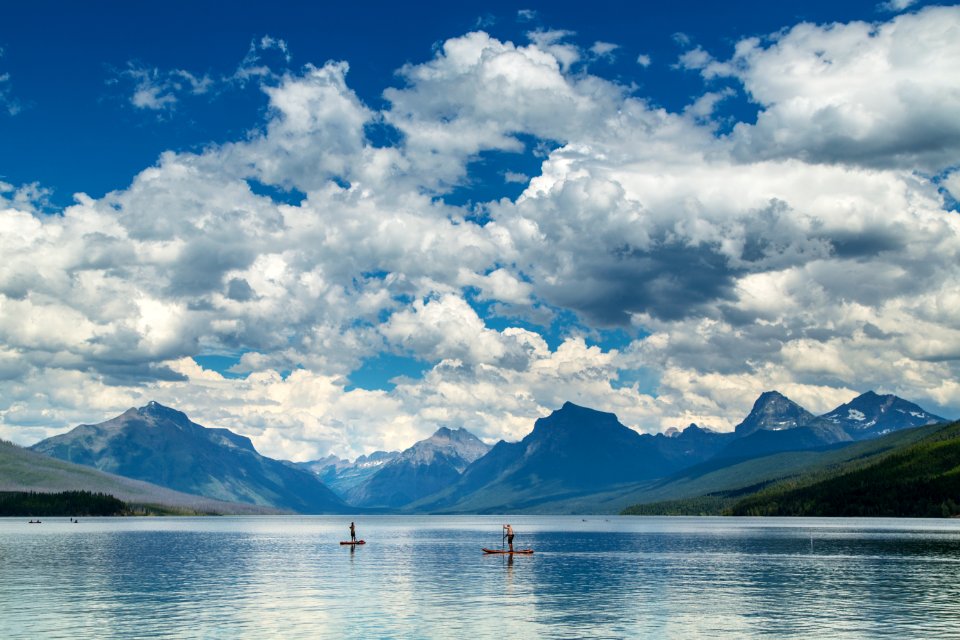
[677,46,714,71]
[636,53,652,67]
[589,41,619,60]
[228,61,373,191]
[526,29,581,71]
[504,170,529,184]
[0,181,52,212]
[383,31,622,191]
[112,35,289,115]
[877,0,917,12]
[119,63,213,112]
[706,6,960,171]
[517,9,537,22]
[381,295,508,366]
[684,87,735,121]
[231,35,292,85]
[0,48,22,116]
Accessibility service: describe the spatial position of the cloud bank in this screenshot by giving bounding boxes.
[1,7,959,460]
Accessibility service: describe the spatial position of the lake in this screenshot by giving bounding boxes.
[2,515,960,638]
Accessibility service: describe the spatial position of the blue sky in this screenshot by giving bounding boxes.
[2,0,904,206]
[1,0,958,460]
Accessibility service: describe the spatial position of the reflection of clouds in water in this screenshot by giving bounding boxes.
[2,516,960,637]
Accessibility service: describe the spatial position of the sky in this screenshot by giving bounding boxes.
[1,0,959,461]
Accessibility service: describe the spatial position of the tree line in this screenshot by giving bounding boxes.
[0,490,127,516]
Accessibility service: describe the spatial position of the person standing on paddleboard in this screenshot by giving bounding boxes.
[350,521,357,544]
[504,524,514,552]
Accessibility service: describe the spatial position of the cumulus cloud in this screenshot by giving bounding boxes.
[677,46,714,71]
[3,11,960,459]
[702,6,960,171]
[383,30,622,191]
[223,61,374,191]
[525,29,581,71]
[684,87,735,122]
[0,181,52,212]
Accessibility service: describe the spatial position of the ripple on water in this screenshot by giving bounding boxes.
[2,516,960,638]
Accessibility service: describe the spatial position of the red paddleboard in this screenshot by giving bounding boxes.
[482,548,533,554]
[340,540,366,545]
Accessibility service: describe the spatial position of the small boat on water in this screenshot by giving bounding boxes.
[340,540,366,545]
[482,548,533,555]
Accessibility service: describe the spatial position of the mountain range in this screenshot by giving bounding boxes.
[343,427,490,508]
[16,390,948,515]
[412,402,680,512]
[29,401,346,513]
[298,451,399,498]
[0,438,279,515]
[621,417,960,518]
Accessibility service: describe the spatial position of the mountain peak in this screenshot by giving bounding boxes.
[430,426,472,439]
[136,401,190,425]
[820,390,946,439]
[558,400,609,413]
[430,426,487,446]
[415,401,675,512]
[31,403,346,513]
[397,426,490,466]
[734,390,815,437]
[757,390,789,402]
[526,403,644,451]
[345,426,491,508]
[548,402,617,423]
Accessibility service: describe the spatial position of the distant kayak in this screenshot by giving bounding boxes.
[482,548,533,554]
[340,540,366,545]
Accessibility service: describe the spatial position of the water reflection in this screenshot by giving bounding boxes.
[1,516,959,638]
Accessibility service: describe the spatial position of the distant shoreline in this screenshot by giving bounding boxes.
[0,490,229,517]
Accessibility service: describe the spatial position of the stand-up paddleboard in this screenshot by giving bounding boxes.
[482,548,533,554]
[340,540,366,545]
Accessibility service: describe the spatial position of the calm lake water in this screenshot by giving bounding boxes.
[2,515,960,638]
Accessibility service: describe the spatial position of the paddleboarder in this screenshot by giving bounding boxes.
[503,523,514,552]
[349,521,357,544]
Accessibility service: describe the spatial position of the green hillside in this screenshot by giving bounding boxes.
[621,421,954,516]
[0,439,282,515]
[730,420,960,516]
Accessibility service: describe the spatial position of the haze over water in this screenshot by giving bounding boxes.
[2,515,960,638]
